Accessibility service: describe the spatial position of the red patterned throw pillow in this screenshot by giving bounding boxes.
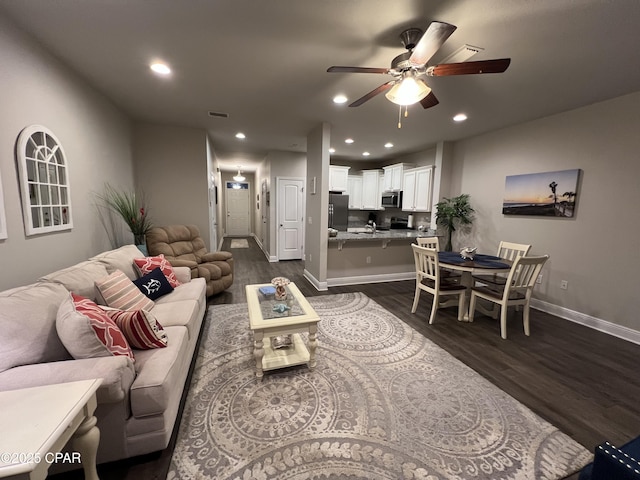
[134,254,181,288]
[105,309,168,349]
[56,293,134,361]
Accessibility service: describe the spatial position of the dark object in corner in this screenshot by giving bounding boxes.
[579,435,640,480]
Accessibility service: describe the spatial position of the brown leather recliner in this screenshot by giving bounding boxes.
[145,225,233,297]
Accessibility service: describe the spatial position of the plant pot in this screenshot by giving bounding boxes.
[134,234,148,255]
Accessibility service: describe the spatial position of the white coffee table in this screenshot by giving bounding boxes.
[0,379,102,480]
[246,282,320,378]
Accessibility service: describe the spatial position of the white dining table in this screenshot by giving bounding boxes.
[437,252,512,321]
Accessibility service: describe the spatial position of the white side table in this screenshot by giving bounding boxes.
[0,379,102,480]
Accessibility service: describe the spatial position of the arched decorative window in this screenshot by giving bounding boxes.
[16,125,73,235]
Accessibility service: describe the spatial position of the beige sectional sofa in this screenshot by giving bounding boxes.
[0,245,206,468]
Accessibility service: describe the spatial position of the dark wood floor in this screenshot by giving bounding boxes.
[53,236,640,479]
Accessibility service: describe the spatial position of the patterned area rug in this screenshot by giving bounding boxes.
[230,238,249,248]
[168,293,591,480]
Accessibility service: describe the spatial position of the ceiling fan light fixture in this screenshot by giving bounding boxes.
[385,72,431,106]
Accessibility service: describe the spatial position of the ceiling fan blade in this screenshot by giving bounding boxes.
[427,58,511,76]
[327,66,390,74]
[420,91,439,109]
[349,81,395,107]
[409,21,457,67]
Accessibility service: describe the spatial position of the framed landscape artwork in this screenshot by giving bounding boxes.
[502,169,580,217]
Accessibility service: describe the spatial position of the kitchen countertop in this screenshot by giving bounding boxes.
[328,228,437,242]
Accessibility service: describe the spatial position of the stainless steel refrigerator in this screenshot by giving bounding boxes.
[328,193,349,231]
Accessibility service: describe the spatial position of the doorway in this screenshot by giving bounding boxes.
[225,181,250,236]
[276,177,304,260]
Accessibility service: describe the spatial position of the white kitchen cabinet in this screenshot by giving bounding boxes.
[347,175,363,209]
[402,166,433,212]
[382,163,413,192]
[329,165,350,192]
[361,169,383,210]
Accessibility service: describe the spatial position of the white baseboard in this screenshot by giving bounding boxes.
[303,269,328,291]
[252,233,262,251]
[531,298,640,345]
[327,272,414,287]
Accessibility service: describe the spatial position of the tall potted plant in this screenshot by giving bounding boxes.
[97,184,151,249]
[435,194,475,252]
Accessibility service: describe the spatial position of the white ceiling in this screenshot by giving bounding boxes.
[2,0,639,173]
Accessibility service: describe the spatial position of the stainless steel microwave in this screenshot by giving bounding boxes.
[381,191,402,208]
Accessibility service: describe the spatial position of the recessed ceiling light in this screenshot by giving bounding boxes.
[453,113,468,122]
[362,152,370,156]
[345,138,354,144]
[384,142,394,148]
[235,132,246,139]
[150,62,171,75]
[333,94,348,104]
[329,148,335,154]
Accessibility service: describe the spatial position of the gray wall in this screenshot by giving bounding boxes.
[451,91,640,331]
[132,123,210,248]
[267,151,307,259]
[0,13,133,290]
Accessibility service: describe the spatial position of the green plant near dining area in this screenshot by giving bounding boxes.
[435,194,475,251]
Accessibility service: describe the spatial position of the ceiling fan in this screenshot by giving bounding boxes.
[327,21,511,110]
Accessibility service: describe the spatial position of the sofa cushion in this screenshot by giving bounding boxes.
[154,277,206,308]
[90,245,146,281]
[39,260,109,301]
[133,267,174,300]
[0,282,71,373]
[56,293,134,361]
[95,270,155,311]
[0,356,135,404]
[150,299,202,341]
[129,326,189,418]
[172,266,192,284]
[134,254,181,288]
[105,309,168,350]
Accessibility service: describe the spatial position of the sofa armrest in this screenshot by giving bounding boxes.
[200,251,233,262]
[173,266,192,284]
[0,357,135,405]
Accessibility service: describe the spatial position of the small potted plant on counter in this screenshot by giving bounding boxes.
[435,194,475,252]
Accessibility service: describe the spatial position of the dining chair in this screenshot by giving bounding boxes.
[415,236,440,249]
[468,254,549,339]
[472,241,531,288]
[411,244,467,324]
[415,236,461,281]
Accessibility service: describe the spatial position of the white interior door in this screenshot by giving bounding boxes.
[226,182,250,236]
[277,177,304,260]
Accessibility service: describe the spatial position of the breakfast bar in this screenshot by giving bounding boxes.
[327,228,438,286]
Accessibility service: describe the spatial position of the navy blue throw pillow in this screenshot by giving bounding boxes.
[133,267,174,300]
